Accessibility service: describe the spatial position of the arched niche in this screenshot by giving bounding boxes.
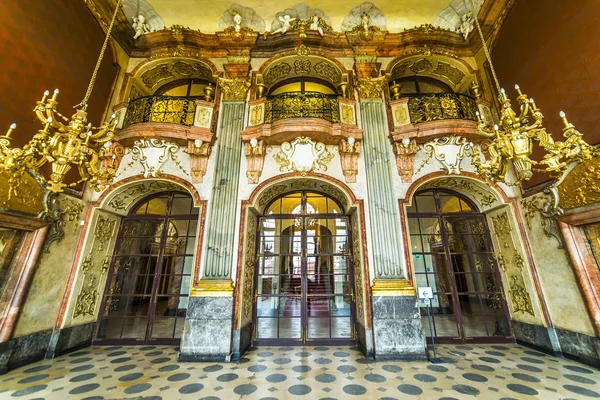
[256,54,350,98]
[120,57,220,103]
[386,54,476,95]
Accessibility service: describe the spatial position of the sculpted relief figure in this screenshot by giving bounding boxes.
[132,15,151,39]
[310,15,324,36]
[456,12,474,40]
[232,12,243,34]
[264,14,295,39]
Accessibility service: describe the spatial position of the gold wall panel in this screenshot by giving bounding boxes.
[0,171,45,216]
[557,158,600,210]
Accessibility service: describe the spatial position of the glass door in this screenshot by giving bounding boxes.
[253,191,355,345]
[407,189,512,344]
[96,192,198,344]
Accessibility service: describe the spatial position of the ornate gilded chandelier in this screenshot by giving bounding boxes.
[0,0,123,192]
[467,0,598,186]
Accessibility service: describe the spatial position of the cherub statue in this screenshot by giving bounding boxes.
[264,14,295,39]
[274,14,295,34]
[310,15,324,36]
[360,12,370,31]
[456,12,474,40]
[132,15,150,39]
[232,12,243,34]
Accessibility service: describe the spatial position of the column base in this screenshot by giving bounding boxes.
[178,296,234,362]
[371,295,427,361]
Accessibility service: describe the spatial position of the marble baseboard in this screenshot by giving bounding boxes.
[0,323,96,374]
[371,295,427,361]
[45,322,94,359]
[356,323,374,359]
[512,320,600,368]
[179,296,234,361]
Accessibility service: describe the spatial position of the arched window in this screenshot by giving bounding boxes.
[155,78,214,99]
[268,78,338,96]
[394,76,453,96]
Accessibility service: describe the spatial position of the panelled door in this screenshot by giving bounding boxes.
[253,191,355,345]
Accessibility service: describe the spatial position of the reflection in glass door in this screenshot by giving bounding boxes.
[407,189,512,343]
[96,192,199,344]
[253,191,355,345]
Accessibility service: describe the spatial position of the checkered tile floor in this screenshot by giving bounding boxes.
[1,344,599,399]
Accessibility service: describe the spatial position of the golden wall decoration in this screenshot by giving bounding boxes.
[140,60,214,90]
[557,157,600,210]
[491,212,511,248]
[43,196,85,254]
[219,78,251,101]
[242,213,257,321]
[509,274,535,317]
[294,59,311,75]
[352,215,364,319]
[71,211,120,322]
[0,170,45,216]
[257,179,349,210]
[265,62,292,85]
[432,61,465,85]
[409,58,433,74]
[340,104,355,124]
[356,76,386,99]
[130,139,188,178]
[250,104,264,126]
[313,61,341,83]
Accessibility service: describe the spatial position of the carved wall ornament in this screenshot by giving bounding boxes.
[514,253,526,271]
[491,212,512,249]
[258,184,288,207]
[249,104,265,126]
[422,178,497,207]
[409,58,433,74]
[187,140,212,183]
[392,104,410,126]
[265,62,292,85]
[339,138,361,183]
[356,76,386,99]
[313,61,341,83]
[257,179,349,210]
[294,59,312,75]
[520,191,565,249]
[95,216,117,252]
[43,197,85,253]
[352,216,364,319]
[455,12,475,40]
[509,274,535,316]
[0,170,46,216]
[274,137,333,175]
[393,138,418,183]
[140,60,214,90]
[340,104,355,125]
[295,44,310,56]
[195,105,213,128]
[245,139,266,184]
[130,139,187,178]
[556,157,600,210]
[242,213,257,320]
[107,181,184,212]
[433,61,466,85]
[219,78,251,100]
[422,136,474,175]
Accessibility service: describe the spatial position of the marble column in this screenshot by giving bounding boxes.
[357,77,426,360]
[180,78,249,362]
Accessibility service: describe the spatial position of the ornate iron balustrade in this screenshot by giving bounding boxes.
[123,96,196,128]
[265,92,340,124]
[407,93,478,124]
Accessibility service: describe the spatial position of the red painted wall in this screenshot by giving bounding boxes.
[493,0,600,188]
[0,0,117,149]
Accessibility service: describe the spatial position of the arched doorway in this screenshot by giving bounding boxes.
[95,191,199,344]
[407,189,512,343]
[253,191,355,345]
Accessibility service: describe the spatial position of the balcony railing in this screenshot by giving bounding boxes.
[265,92,340,124]
[123,96,196,128]
[407,93,478,124]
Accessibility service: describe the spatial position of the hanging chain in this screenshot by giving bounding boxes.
[76,0,123,110]
[468,0,502,94]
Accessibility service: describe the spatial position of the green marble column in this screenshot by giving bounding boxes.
[202,100,245,280]
[360,98,406,279]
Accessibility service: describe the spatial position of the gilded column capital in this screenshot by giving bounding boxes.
[218,77,251,101]
[356,76,387,99]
